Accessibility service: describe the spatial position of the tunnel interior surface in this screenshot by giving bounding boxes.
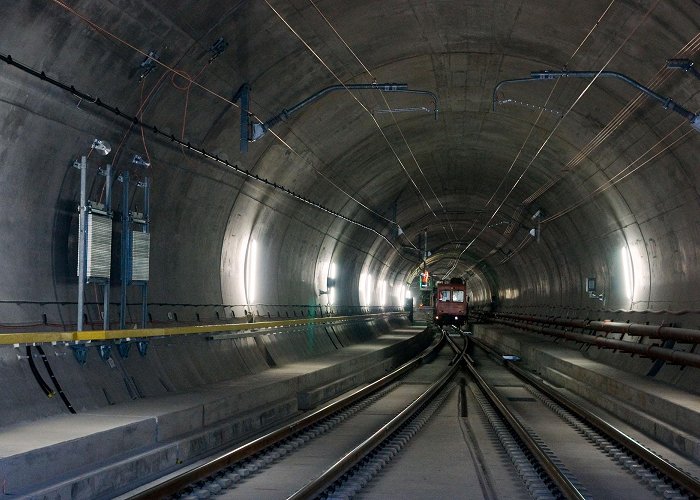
[0,0,700,481]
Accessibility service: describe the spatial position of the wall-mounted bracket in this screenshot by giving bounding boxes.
[136,51,159,82]
[131,154,150,168]
[249,83,439,144]
[233,83,251,153]
[69,344,88,365]
[494,69,700,132]
[137,340,149,357]
[208,37,229,64]
[117,341,131,358]
[98,344,112,361]
[666,59,700,81]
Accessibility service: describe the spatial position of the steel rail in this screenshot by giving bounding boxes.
[443,331,587,500]
[470,336,700,497]
[287,334,459,499]
[0,312,404,345]
[128,333,444,499]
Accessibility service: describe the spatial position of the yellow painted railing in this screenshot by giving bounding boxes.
[0,312,406,345]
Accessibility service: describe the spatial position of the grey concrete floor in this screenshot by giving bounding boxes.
[359,387,488,500]
[218,381,439,498]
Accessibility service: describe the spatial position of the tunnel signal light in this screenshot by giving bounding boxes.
[420,270,430,289]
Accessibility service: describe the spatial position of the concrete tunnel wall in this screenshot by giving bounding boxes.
[0,317,414,427]
[0,1,699,424]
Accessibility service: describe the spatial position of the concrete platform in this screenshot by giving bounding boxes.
[473,323,700,465]
[0,321,431,498]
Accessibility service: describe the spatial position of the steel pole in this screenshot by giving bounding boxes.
[120,171,129,329]
[77,156,87,331]
[141,176,149,328]
[103,163,112,330]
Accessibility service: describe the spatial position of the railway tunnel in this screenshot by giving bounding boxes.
[0,1,699,497]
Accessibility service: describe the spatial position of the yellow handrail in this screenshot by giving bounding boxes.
[0,312,406,345]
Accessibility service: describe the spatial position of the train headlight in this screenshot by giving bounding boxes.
[455,316,458,320]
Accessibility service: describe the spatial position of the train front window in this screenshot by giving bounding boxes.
[452,290,465,302]
[439,290,450,302]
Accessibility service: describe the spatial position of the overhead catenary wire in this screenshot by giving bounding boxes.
[449,2,620,275]
[542,126,694,223]
[487,124,693,265]
[495,31,700,265]
[445,0,662,278]
[304,0,450,247]
[47,0,405,233]
[307,0,457,242]
[523,32,700,206]
[0,52,416,263]
[263,0,441,226]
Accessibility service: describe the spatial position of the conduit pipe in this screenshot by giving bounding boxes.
[493,318,700,369]
[496,313,700,344]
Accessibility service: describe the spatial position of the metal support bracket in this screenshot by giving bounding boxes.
[233,83,251,153]
[137,340,149,357]
[208,37,229,64]
[98,344,112,361]
[136,51,159,82]
[667,59,700,81]
[117,341,131,358]
[494,69,700,132]
[249,82,439,144]
[69,344,88,365]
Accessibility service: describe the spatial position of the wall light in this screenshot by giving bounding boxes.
[621,246,634,303]
[365,274,373,307]
[247,239,258,305]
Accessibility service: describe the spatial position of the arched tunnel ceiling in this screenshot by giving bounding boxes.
[1,0,699,314]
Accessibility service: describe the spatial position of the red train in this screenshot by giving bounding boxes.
[434,278,468,328]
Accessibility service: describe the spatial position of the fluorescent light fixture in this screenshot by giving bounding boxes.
[365,274,373,306]
[247,239,258,304]
[359,273,366,306]
[379,280,386,306]
[621,246,633,303]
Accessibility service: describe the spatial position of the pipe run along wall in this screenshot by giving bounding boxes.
[491,315,700,369]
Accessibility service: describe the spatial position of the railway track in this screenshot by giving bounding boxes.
[126,334,464,499]
[447,330,700,500]
[122,327,700,499]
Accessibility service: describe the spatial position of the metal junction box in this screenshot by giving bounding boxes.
[131,230,150,282]
[85,213,112,280]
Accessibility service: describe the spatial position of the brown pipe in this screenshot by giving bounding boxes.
[495,319,700,369]
[496,313,700,344]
